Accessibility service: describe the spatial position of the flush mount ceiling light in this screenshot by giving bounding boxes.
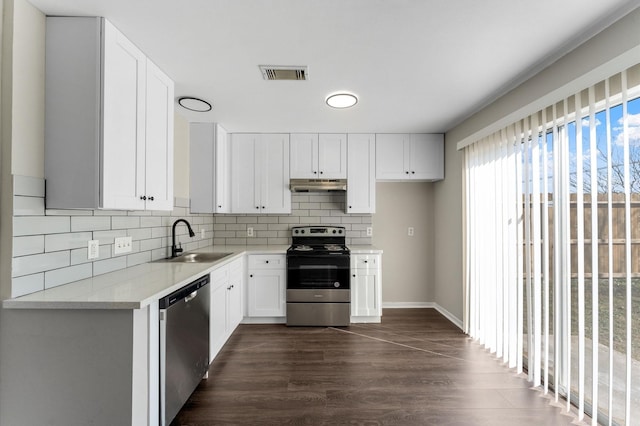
[326,93,358,109]
[177,96,212,112]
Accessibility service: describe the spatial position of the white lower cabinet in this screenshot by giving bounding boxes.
[209,257,244,362]
[246,254,286,320]
[350,253,382,322]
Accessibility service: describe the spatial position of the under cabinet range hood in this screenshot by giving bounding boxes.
[290,179,347,192]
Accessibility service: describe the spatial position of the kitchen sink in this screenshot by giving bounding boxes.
[159,252,234,263]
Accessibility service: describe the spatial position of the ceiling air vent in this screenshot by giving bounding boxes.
[259,65,308,81]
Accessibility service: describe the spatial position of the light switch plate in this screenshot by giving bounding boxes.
[114,236,132,254]
[88,240,99,259]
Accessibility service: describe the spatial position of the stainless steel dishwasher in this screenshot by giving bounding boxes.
[159,274,210,426]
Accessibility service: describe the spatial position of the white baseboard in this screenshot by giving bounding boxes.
[381,302,463,330]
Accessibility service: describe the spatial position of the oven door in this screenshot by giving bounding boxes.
[287,254,350,290]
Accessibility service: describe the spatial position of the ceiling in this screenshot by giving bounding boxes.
[27,0,640,133]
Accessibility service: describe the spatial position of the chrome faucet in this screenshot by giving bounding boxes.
[171,219,196,258]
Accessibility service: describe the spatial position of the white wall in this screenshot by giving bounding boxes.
[373,182,434,305]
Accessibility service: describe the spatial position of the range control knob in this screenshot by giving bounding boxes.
[301,230,305,234]
[333,230,337,234]
[294,229,299,234]
[338,229,343,234]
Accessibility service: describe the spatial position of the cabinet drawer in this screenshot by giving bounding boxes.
[351,255,379,269]
[248,254,286,269]
[211,264,229,283]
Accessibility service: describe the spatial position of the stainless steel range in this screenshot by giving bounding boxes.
[286,226,350,326]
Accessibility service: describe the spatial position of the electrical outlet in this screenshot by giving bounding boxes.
[88,240,99,259]
[114,236,132,254]
[200,229,206,239]
[366,227,373,237]
[408,227,414,237]
[247,227,254,237]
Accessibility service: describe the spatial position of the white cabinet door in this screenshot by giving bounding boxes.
[247,254,286,317]
[231,134,290,214]
[260,134,291,213]
[376,133,444,181]
[231,134,259,213]
[375,134,409,180]
[44,17,174,211]
[101,19,147,210]
[409,133,444,180]
[215,125,231,213]
[351,270,380,317]
[350,254,382,322]
[290,134,318,178]
[209,277,229,362]
[346,134,376,214]
[318,134,347,178]
[190,123,230,213]
[144,60,174,211]
[228,258,244,329]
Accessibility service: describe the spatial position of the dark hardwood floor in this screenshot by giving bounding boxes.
[172,308,585,425]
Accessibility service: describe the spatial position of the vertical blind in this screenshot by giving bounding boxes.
[465,64,640,425]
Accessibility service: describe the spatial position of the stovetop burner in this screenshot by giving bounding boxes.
[289,226,349,255]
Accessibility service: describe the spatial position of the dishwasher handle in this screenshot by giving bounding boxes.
[160,274,210,309]
[184,290,198,303]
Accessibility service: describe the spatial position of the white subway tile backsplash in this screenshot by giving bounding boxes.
[45,264,93,289]
[14,195,45,216]
[45,232,93,252]
[13,235,45,257]
[127,251,151,267]
[13,216,70,236]
[12,274,45,297]
[10,176,371,299]
[93,257,127,276]
[92,229,127,243]
[13,175,45,197]
[71,216,111,232]
[45,208,93,216]
[140,216,162,228]
[112,216,141,230]
[127,227,153,241]
[12,251,70,277]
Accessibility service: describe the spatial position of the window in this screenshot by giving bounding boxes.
[465,65,640,425]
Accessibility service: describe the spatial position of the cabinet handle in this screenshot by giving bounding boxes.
[140,195,147,200]
[405,171,409,175]
[256,206,260,209]
[411,171,415,174]
[148,196,154,201]
[265,260,269,264]
[352,274,356,277]
[218,205,222,208]
[364,260,368,263]
[313,171,317,174]
[250,274,253,278]
[349,206,352,209]
[320,171,323,174]
[262,206,265,209]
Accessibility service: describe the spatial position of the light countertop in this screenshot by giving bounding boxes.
[3,244,382,310]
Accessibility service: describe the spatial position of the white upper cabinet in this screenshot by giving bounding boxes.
[346,134,376,214]
[375,133,444,181]
[231,134,291,214]
[290,133,346,178]
[44,17,174,210]
[189,123,230,213]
